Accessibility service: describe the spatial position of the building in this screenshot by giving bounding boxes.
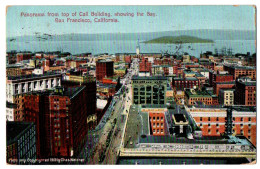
[96,60,114,81]
[24,86,94,158]
[172,77,199,90]
[209,70,234,86]
[224,65,256,80]
[6,72,62,121]
[132,76,167,105]
[141,105,168,136]
[7,51,17,64]
[184,89,213,105]
[185,105,256,146]
[214,81,235,96]
[235,77,256,106]
[182,55,191,63]
[97,83,116,98]
[6,102,16,121]
[219,89,235,106]
[139,57,152,76]
[6,121,36,164]
[16,52,34,63]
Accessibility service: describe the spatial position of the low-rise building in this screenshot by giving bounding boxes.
[219,89,235,106]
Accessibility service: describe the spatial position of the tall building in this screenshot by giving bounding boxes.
[235,77,256,106]
[132,76,167,105]
[24,86,94,158]
[6,72,62,121]
[6,121,36,164]
[96,60,114,81]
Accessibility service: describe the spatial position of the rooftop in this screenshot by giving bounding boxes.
[139,135,253,146]
[132,75,167,80]
[7,72,61,81]
[7,121,34,145]
[185,89,211,97]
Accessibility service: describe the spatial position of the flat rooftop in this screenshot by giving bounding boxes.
[7,121,34,145]
[132,75,167,80]
[7,72,61,81]
[139,135,254,146]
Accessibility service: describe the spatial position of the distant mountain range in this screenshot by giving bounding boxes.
[7,29,255,42]
[144,35,214,44]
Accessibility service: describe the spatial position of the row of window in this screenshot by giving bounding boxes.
[199,117,252,122]
[199,123,253,128]
[152,123,164,127]
[153,129,164,134]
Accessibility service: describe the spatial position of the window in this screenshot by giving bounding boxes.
[200,117,202,121]
[208,124,211,127]
[248,117,251,121]
[241,117,243,121]
[208,117,210,121]
[216,117,219,121]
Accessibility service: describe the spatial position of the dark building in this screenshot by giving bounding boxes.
[24,86,95,158]
[235,78,256,106]
[172,77,199,90]
[209,70,234,86]
[96,60,114,81]
[6,121,36,164]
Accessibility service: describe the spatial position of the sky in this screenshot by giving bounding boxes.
[6,5,256,37]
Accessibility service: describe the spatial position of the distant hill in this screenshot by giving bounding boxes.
[143,35,214,44]
[7,29,255,42]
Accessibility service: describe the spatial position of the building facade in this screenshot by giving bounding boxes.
[6,122,36,164]
[132,76,167,105]
[186,105,256,146]
[6,73,62,121]
[24,86,94,158]
[96,60,114,81]
[219,89,235,106]
[235,78,256,106]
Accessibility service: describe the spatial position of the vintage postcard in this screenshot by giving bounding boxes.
[5,5,256,165]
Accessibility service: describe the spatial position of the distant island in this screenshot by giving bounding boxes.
[143,35,214,44]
